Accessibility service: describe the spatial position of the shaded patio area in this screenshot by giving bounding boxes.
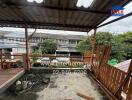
[0,0,132,99]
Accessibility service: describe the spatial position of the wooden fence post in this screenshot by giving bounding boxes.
[126,79,132,100]
[0,50,3,69]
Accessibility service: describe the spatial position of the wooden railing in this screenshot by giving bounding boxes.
[1,47,132,99]
[30,54,92,68]
[0,53,92,69]
[0,54,23,69]
[91,45,132,100]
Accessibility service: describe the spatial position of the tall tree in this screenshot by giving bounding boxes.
[96,32,113,45]
[113,32,132,60]
[76,32,132,61]
[38,39,57,54]
[76,36,92,54]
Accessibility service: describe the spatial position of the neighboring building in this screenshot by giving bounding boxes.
[0,37,27,54]
[0,32,86,56]
[31,33,86,56]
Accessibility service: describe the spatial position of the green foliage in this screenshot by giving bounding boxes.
[76,37,92,54]
[96,32,113,45]
[31,39,57,62]
[38,39,57,54]
[31,49,41,62]
[112,32,132,60]
[76,32,132,61]
[76,32,113,54]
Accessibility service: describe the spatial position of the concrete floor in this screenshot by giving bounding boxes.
[1,72,108,100]
[36,73,104,100]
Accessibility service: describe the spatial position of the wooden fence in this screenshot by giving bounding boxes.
[0,53,92,69]
[91,45,132,100]
[30,55,92,68]
[0,54,23,69]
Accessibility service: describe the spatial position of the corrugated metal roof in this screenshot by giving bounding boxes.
[0,0,131,32]
[115,59,131,72]
[32,33,86,40]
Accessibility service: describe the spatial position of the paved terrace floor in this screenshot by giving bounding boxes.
[0,68,25,94]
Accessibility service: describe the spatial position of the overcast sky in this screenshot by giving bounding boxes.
[0,1,132,36]
[98,1,132,34]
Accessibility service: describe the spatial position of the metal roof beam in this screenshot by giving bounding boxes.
[0,20,95,31]
[0,20,95,28]
[97,12,132,28]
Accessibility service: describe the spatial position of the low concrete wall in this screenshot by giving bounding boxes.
[31,67,88,74]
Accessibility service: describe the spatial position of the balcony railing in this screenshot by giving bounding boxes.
[30,54,92,68]
[0,54,24,69]
[0,46,132,100]
[90,45,132,100]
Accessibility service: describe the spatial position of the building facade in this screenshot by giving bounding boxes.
[31,33,86,56]
[0,32,86,56]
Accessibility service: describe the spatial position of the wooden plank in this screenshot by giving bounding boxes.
[0,50,3,69]
[126,78,132,100]
[76,92,95,100]
[108,67,115,92]
[113,69,120,93]
[88,70,118,100]
[123,77,132,94]
[114,70,122,98]
[97,46,111,78]
[104,65,109,86]
[90,45,132,99]
[111,69,117,93]
[115,60,132,95]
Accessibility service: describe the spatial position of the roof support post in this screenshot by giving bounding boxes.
[25,27,30,70]
[92,29,97,54]
[0,49,3,69]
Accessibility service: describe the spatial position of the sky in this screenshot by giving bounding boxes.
[0,1,132,37]
[98,1,132,34]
